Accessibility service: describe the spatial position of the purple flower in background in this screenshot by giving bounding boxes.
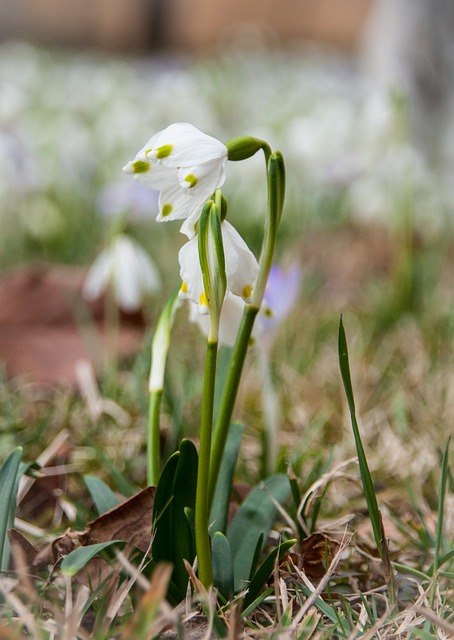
[97,179,159,220]
[261,264,302,335]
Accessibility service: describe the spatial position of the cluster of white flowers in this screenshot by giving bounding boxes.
[123,123,259,338]
[0,39,447,271]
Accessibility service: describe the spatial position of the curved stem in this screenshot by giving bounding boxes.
[195,339,218,587]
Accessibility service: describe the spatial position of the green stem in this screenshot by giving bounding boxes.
[195,339,218,587]
[208,305,258,505]
[208,152,284,505]
[147,390,162,486]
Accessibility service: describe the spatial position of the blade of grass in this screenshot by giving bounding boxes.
[433,436,451,575]
[338,317,381,553]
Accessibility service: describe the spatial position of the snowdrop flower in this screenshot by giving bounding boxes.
[82,234,161,312]
[178,220,259,313]
[189,292,249,347]
[123,123,228,237]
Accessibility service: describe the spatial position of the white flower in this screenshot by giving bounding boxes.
[82,234,161,312]
[178,220,259,313]
[123,123,228,237]
[188,292,249,347]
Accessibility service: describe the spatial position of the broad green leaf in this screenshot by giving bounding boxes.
[0,447,23,570]
[227,474,291,592]
[210,422,244,534]
[84,475,119,515]
[171,439,198,593]
[212,531,234,601]
[249,532,264,582]
[152,451,179,523]
[338,317,381,554]
[242,538,296,611]
[151,441,199,601]
[61,540,123,576]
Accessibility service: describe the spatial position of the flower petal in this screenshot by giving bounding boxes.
[157,181,205,222]
[178,235,207,312]
[144,123,227,167]
[177,157,226,197]
[221,221,259,300]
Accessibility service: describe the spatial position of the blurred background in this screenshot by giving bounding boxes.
[1,0,454,383]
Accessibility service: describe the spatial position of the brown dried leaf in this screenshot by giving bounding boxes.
[8,529,40,568]
[290,532,340,580]
[79,486,156,553]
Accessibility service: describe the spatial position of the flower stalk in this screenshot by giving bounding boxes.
[194,201,226,587]
[147,287,180,486]
[208,151,285,505]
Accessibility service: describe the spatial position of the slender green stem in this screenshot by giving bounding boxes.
[208,152,284,505]
[147,390,162,486]
[195,339,218,588]
[208,305,258,505]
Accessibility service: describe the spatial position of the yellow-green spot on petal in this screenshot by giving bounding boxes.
[200,291,208,307]
[184,173,198,188]
[180,281,188,294]
[162,203,173,217]
[132,160,150,174]
[242,284,252,300]
[264,306,274,318]
[155,144,173,159]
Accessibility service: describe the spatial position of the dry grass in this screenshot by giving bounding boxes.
[0,222,453,638]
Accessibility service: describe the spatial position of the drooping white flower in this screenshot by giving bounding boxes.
[82,234,161,312]
[178,220,259,313]
[188,292,249,347]
[123,123,228,237]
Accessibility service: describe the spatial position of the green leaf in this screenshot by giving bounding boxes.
[171,439,198,594]
[84,475,119,515]
[242,538,296,611]
[211,531,234,601]
[227,474,291,592]
[151,441,199,600]
[61,540,123,576]
[210,422,244,534]
[338,317,381,554]
[0,447,23,570]
[249,533,264,582]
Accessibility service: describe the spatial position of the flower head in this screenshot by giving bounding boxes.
[82,234,161,312]
[178,220,258,313]
[123,123,227,237]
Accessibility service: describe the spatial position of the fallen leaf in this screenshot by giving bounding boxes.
[290,532,340,580]
[78,486,156,554]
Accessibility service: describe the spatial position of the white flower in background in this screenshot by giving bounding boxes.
[178,220,259,313]
[82,234,161,312]
[123,123,228,237]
